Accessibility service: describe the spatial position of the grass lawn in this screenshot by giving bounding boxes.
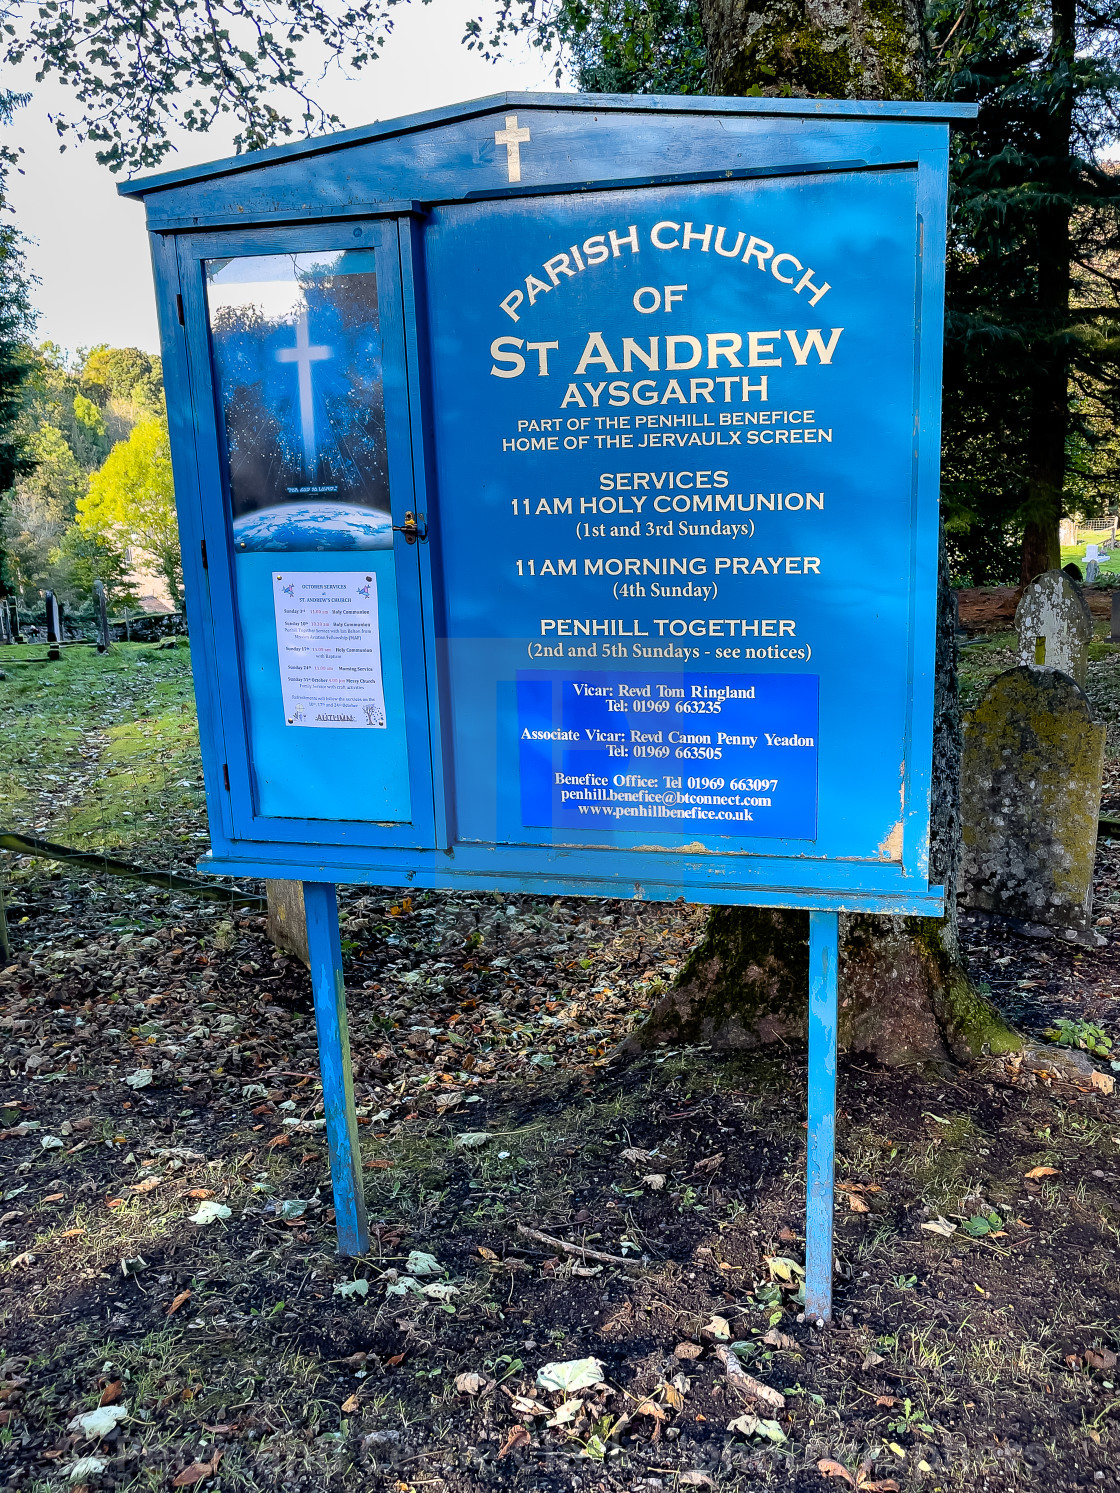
[1061,543,1120,579]
[0,640,207,870]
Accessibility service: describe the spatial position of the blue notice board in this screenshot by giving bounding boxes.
[121,93,970,917]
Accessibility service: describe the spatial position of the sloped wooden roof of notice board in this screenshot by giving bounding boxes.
[117,91,978,228]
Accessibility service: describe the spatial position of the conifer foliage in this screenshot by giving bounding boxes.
[934,0,1120,583]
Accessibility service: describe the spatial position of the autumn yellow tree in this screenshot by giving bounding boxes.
[79,417,182,607]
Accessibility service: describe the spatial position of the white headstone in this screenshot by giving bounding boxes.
[1015,569,1094,687]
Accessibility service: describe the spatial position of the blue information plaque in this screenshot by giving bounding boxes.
[518,671,819,838]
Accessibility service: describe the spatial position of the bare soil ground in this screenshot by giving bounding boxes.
[1,643,1120,1493]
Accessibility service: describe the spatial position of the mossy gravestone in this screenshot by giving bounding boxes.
[959,667,1106,944]
[1015,569,1093,686]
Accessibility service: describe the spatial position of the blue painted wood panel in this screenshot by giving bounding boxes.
[235,551,412,821]
[423,169,921,866]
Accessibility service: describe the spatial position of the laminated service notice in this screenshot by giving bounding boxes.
[272,571,387,728]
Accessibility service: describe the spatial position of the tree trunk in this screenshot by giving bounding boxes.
[624,13,1021,1064]
[699,0,924,100]
[624,535,1019,1063]
[1019,0,1074,586]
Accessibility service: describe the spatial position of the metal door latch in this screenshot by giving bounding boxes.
[393,511,427,544]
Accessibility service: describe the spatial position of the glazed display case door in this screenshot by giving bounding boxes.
[176,221,436,848]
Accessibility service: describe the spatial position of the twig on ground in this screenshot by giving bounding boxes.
[715,1346,787,1408]
[514,1223,643,1267]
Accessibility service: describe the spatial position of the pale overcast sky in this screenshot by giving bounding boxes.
[5,4,562,356]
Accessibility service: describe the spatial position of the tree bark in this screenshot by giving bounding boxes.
[624,535,1019,1063]
[623,10,1021,1064]
[699,0,923,100]
[1019,0,1074,586]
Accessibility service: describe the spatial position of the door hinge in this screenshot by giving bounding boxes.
[176,293,185,326]
[222,763,230,790]
[201,539,208,570]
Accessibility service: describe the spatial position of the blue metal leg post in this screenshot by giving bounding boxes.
[303,881,370,1257]
[805,910,839,1325]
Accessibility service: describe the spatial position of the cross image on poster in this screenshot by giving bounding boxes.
[206,250,393,552]
[273,571,388,728]
[518,672,819,837]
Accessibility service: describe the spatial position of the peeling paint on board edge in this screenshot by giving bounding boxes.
[877,822,904,860]
[632,841,714,854]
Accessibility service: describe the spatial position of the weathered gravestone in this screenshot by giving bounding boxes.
[960,667,1106,944]
[1015,569,1094,686]
[43,590,62,663]
[0,600,10,645]
[94,580,110,654]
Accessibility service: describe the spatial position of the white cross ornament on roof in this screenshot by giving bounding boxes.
[495,115,531,183]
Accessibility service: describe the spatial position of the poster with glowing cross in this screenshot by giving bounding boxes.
[275,308,331,480]
[204,250,394,551]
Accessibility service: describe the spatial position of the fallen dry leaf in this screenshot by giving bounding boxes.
[674,1342,703,1360]
[920,1216,957,1237]
[341,1392,360,1413]
[183,1188,214,1200]
[128,1176,162,1195]
[1024,1166,1058,1180]
[1091,1070,1115,1095]
[703,1314,732,1341]
[846,1193,871,1213]
[498,1424,531,1458]
[265,1134,290,1150]
[662,1378,687,1411]
[171,1450,222,1487]
[817,1459,856,1485]
[508,1392,547,1416]
[166,1289,191,1317]
[98,1382,123,1407]
[1086,1347,1118,1372]
[620,1146,652,1164]
[761,1328,797,1350]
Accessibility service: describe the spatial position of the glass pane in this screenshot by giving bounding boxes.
[205,250,392,552]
